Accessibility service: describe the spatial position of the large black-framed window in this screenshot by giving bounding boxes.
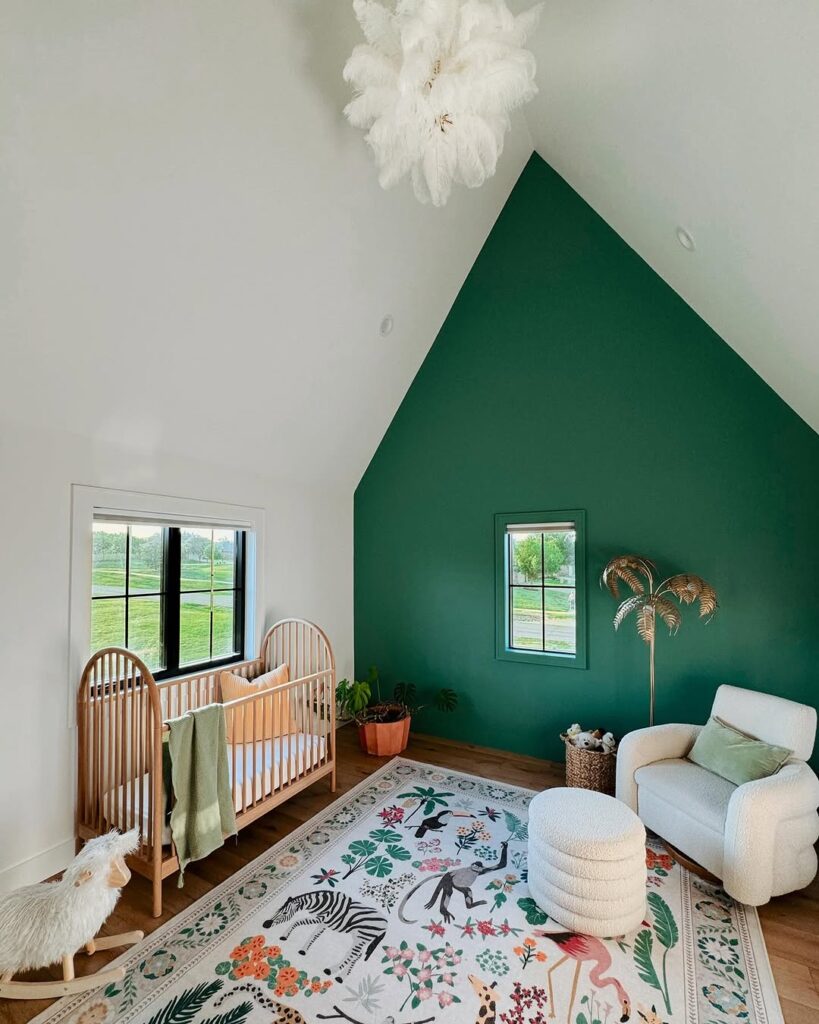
[494,510,587,669]
[91,521,246,679]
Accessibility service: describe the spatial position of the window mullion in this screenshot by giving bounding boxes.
[165,528,181,675]
[540,532,545,652]
[234,530,245,658]
[507,534,513,651]
[124,525,130,648]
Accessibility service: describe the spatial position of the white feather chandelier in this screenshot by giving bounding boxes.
[343,0,542,207]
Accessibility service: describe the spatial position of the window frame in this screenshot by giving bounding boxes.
[70,485,264,728]
[90,523,247,680]
[494,509,588,669]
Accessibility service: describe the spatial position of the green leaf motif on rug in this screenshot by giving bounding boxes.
[517,896,548,925]
[503,810,529,842]
[340,830,411,878]
[634,894,678,1017]
[386,843,412,861]
[145,980,223,1024]
[396,785,455,822]
[369,828,403,844]
[648,891,679,950]
[349,840,377,858]
[365,855,393,877]
[633,930,661,991]
[198,1002,253,1024]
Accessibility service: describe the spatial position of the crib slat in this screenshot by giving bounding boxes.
[138,663,144,850]
[128,658,135,833]
[231,704,238,818]
[147,672,154,853]
[119,654,127,830]
[252,696,258,809]
[95,659,102,833]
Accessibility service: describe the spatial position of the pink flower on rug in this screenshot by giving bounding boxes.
[418,968,432,982]
[393,964,408,978]
[385,947,400,959]
[417,856,460,872]
[438,992,454,1008]
[401,949,414,962]
[419,949,432,962]
[379,805,405,825]
[417,987,432,1001]
[424,922,446,938]
[477,921,495,937]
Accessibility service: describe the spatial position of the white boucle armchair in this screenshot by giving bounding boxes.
[616,684,819,906]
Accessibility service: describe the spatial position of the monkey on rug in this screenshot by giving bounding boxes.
[398,841,509,924]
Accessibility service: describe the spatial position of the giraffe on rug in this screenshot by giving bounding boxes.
[469,974,499,1024]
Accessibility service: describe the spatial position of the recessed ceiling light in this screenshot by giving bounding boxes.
[676,227,695,251]
[379,314,394,337]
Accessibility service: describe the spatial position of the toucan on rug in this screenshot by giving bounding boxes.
[33,758,782,1024]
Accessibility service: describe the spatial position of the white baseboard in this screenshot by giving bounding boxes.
[0,838,75,893]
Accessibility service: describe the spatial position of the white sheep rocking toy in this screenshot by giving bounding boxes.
[0,829,143,1001]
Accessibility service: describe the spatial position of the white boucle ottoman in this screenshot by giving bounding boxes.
[527,787,646,936]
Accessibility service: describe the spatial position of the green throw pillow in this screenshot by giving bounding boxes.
[688,715,792,786]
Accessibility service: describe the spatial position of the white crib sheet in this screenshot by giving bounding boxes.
[104,733,327,845]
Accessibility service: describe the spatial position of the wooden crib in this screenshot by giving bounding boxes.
[76,618,336,917]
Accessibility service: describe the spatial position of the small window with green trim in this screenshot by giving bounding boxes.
[495,510,587,668]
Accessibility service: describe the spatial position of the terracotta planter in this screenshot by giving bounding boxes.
[358,715,411,756]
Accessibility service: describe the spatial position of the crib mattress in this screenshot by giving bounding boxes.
[104,733,327,845]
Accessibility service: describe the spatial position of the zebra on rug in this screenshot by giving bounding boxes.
[263,890,387,982]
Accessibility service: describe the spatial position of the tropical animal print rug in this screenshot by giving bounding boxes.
[34,759,782,1024]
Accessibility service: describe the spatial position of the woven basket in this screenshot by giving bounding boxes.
[562,739,616,795]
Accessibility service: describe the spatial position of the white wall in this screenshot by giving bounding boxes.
[0,0,532,888]
[1,0,532,491]
[0,416,352,890]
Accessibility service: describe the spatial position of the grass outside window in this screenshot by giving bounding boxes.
[495,510,587,669]
[91,521,246,678]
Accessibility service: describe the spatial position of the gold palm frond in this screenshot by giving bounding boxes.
[600,555,657,600]
[660,574,718,620]
[613,594,646,631]
[636,604,655,644]
[653,594,682,634]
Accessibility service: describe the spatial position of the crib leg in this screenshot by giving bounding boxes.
[152,874,163,918]
[330,765,337,793]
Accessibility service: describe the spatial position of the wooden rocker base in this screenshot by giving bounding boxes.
[0,930,143,1001]
[659,838,722,885]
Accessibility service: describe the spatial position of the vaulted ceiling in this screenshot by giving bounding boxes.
[3,1,817,495]
[525,0,819,438]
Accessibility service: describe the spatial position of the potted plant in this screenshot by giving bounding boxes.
[336,668,458,756]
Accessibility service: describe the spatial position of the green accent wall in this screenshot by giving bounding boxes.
[354,153,819,766]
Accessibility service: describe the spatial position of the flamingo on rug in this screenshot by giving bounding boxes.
[534,931,631,1024]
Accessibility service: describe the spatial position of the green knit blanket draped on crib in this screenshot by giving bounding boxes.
[166,703,237,884]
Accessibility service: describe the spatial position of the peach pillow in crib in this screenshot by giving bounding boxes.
[220,665,297,743]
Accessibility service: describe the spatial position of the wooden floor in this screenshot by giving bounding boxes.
[4,728,819,1024]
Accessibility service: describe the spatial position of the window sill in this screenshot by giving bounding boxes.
[495,646,588,670]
